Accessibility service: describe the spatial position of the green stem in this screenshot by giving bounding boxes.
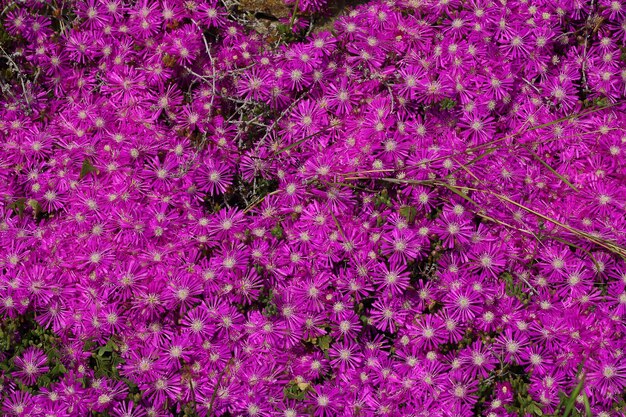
[289,0,300,30]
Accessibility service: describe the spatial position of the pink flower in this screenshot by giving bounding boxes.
[195,158,233,196]
[13,347,49,386]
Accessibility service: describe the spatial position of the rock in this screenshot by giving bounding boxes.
[238,0,291,19]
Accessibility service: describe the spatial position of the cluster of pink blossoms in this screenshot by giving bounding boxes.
[1,0,626,416]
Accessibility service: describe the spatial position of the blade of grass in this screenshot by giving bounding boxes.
[523,145,579,192]
[289,0,300,30]
[275,125,331,154]
[550,235,600,273]
[582,392,591,417]
[439,183,543,241]
[440,182,480,207]
[562,377,585,417]
[438,182,626,258]
[331,212,346,240]
[243,190,280,214]
[407,103,617,171]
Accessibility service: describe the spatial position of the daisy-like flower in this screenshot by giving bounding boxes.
[198,1,228,28]
[545,77,578,112]
[417,75,454,104]
[237,68,272,102]
[181,304,214,342]
[435,212,474,249]
[290,99,328,139]
[150,84,183,119]
[336,269,373,302]
[102,67,147,106]
[520,344,553,376]
[373,264,410,297]
[470,242,506,278]
[495,328,529,363]
[460,340,497,378]
[330,311,361,341]
[195,158,233,196]
[458,113,496,145]
[537,244,576,280]
[13,347,49,386]
[294,275,329,313]
[410,314,446,350]
[441,373,479,408]
[381,228,423,265]
[210,207,246,239]
[90,379,129,412]
[308,385,339,417]
[324,77,359,115]
[142,155,179,192]
[394,65,425,100]
[370,297,405,333]
[329,340,363,372]
[38,186,67,212]
[587,355,626,397]
[141,372,183,408]
[443,287,483,322]
[112,400,147,417]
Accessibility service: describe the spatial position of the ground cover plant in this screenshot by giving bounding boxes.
[1,0,626,416]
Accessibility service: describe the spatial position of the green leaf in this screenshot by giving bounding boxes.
[317,335,331,351]
[439,98,457,110]
[399,206,417,224]
[582,392,592,417]
[276,23,291,35]
[7,198,26,216]
[50,362,67,376]
[79,158,97,179]
[284,381,307,400]
[271,224,284,239]
[97,339,117,356]
[563,377,585,417]
[527,403,543,416]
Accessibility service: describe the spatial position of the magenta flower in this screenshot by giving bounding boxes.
[290,99,328,139]
[329,340,363,372]
[370,297,405,333]
[374,264,410,297]
[434,212,474,249]
[460,340,497,379]
[443,287,483,322]
[587,356,626,397]
[1,0,626,415]
[381,228,424,265]
[13,347,49,386]
[308,385,340,417]
[411,314,446,350]
[195,158,233,196]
